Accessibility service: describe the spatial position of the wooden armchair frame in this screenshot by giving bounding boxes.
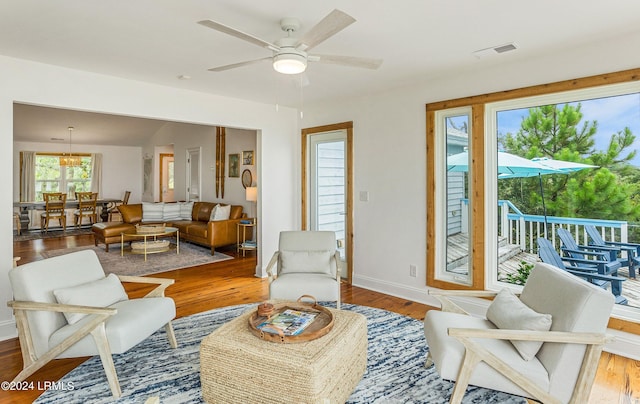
[426,290,613,404]
[7,276,176,398]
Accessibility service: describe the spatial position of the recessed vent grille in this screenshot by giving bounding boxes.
[494,43,517,53]
[473,42,518,58]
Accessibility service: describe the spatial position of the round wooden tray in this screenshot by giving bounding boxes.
[248,296,334,343]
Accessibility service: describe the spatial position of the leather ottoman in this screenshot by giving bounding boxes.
[200,306,367,403]
[92,222,135,252]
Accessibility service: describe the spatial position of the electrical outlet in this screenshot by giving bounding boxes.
[409,264,417,277]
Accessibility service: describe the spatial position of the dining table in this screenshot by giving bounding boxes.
[13,198,121,235]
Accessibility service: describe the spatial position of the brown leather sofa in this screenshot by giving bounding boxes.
[92,202,251,255]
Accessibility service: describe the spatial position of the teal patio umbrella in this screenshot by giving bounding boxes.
[499,157,598,236]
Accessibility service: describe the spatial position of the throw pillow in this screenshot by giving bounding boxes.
[142,202,164,222]
[53,274,129,325]
[162,203,181,221]
[280,250,332,275]
[486,288,553,361]
[211,204,231,221]
[209,204,220,221]
[179,201,194,220]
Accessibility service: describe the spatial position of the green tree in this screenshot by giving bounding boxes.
[498,103,640,224]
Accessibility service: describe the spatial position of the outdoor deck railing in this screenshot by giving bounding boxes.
[459,198,630,253]
[498,200,630,254]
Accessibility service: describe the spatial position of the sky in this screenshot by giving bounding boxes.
[496,93,640,166]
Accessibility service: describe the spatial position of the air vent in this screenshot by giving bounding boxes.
[494,43,517,53]
[473,42,518,58]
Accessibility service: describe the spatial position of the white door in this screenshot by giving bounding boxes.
[186,147,201,202]
[308,130,348,278]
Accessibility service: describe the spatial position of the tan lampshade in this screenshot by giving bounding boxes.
[245,186,257,202]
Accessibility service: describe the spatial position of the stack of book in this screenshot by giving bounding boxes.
[256,309,318,336]
[241,240,257,249]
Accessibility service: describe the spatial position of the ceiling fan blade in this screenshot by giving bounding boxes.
[198,20,279,52]
[208,57,272,72]
[313,54,383,70]
[296,9,355,51]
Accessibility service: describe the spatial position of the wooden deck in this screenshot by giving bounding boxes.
[447,233,640,307]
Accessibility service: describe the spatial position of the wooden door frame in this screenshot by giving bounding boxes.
[301,121,354,284]
[159,153,174,202]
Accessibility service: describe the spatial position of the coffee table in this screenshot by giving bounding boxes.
[120,226,179,261]
[200,304,367,403]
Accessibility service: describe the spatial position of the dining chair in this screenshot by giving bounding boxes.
[108,190,131,222]
[74,191,98,228]
[40,193,67,233]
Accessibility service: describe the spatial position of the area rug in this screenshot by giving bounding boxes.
[40,243,234,277]
[33,304,526,404]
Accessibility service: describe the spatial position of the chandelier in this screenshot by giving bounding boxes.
[59,126,81,166]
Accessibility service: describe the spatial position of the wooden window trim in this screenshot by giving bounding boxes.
[426,67,640,332]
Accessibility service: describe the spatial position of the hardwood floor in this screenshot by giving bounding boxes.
[2,234,639,403]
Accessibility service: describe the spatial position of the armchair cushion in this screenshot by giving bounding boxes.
[50,297,176,358]
[486,288,552,361]
[424,310,550,398]
[53,273,129,325]
[269,273,340,302]
[280,250,332,275]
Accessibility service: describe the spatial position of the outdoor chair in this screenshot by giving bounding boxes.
[73,191,98,228]
[7,250,178,398]
[537,237,627,304]
[40,192,67,233]
[556,228,621,276]
[266,231,341,308]
[424,262,615,404]
[585,224,639,278]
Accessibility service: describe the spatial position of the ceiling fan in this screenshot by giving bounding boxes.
[198,9,383,75]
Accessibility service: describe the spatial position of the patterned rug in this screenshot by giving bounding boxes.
[34,304,526,404]
[40,243,233,277]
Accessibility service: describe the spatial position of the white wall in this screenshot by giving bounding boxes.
[1,55,299,340]
[302,31,640,358]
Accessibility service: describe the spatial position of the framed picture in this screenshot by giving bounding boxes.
[243,150,254,165]
[228,154,240,177]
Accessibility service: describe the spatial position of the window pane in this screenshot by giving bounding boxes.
[65,157,92,198]
[496,93,640,307]
[445,114,471,281]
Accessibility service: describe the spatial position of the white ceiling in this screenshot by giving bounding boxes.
[4,0,640,145]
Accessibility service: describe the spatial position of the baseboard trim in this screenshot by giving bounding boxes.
[352,274,640,360]
[0,319,17,342]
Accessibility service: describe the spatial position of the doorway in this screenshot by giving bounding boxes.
[186,147,201,202]
[159,153,175,202]
[302,122,353,283]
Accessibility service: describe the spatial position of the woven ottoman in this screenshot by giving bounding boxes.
[200,306,367,403]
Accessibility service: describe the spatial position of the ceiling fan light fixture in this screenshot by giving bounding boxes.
[273,52,307,74]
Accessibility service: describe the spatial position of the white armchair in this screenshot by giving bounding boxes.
[266,231,341,308]
[7,250,178,398]
[424,262,615,404]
